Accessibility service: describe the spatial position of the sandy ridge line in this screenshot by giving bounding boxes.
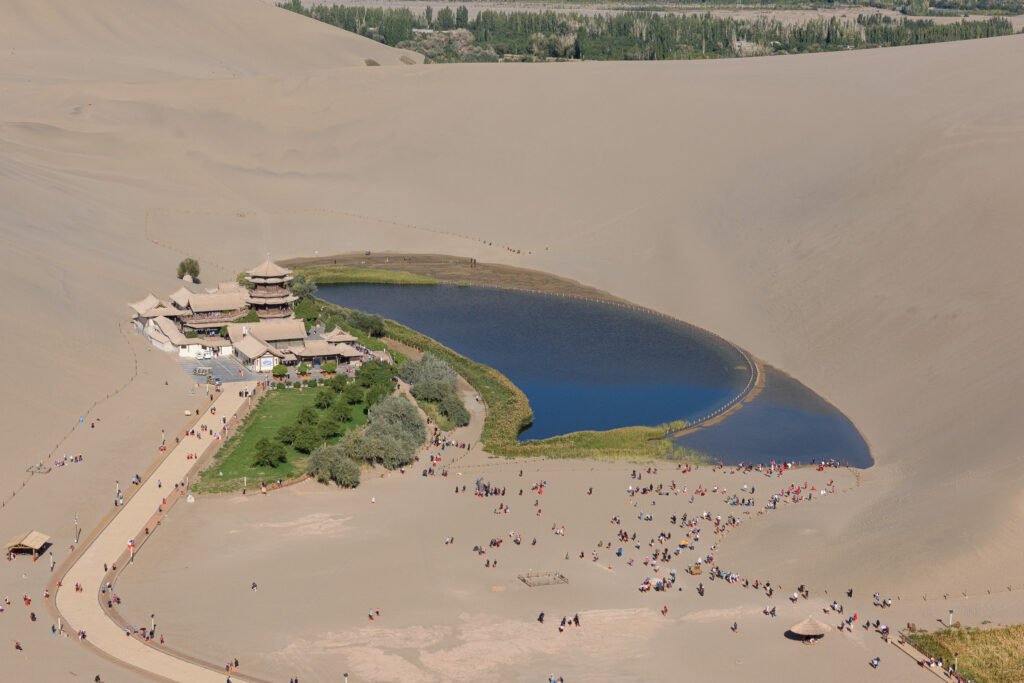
[144,206,532,266]
[49,382,263,683]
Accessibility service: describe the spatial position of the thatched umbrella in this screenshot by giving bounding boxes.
[789,617,832,639]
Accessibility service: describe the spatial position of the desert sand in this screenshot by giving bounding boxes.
[2,0,1023,680]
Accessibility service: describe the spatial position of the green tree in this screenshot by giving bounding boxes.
[276,424,298,445]
[314,389,335,410]
[252,438,287,467]
[177,257,200,280]
[436,6,455,30]
[293,423,321,454]
[318,414,343,440]
[327,373,350,393]
[296,405,319,426]
[341,383,364,405]
[291,273,318,300]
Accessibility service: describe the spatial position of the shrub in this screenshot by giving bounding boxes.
[357,360,396,388]
[252,438,286,467]
[294,297,321,328]
[307,444,361,487]
[292,423,321,454]
[440,391,471,427]
[365,395,425,457]
[332,457,361,487]
[177,257,200,280]
[410,379,449,403]
[349,311,386,337]
[272,365,288,378]
[401,352,456,389]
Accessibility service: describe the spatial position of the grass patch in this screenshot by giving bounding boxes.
[908,625,1024,683]
[318,299,692,461]
[194,386,368,493]
[297,265,438,287]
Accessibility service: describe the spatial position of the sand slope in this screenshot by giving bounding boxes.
[0,0,420,83]
[2,1,1024,678]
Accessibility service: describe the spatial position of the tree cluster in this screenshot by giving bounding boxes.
[252,362,396,469]
[400,352,470,427]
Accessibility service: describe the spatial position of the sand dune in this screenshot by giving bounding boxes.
[2,0,1024,679]
[0,0,419,83]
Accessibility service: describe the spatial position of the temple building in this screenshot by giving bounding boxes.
[245,259,298,318]
[130,258,371,372]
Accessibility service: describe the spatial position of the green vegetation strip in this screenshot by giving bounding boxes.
[280,2,1016,64]
[295,265,438,286]
[319,300,688,461]
[908,625,1024,683]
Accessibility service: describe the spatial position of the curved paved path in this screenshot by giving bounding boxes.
[56,382,258,683]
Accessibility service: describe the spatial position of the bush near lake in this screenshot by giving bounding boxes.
[307,443,361,487]
[305,393,426,482]
[401,352,470,428]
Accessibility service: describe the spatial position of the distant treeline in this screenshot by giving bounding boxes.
[279,1,1015,62]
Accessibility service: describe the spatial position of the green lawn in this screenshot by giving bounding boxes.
[296,265,438,286]
[195,386,368,493]
[909,625,1024,683]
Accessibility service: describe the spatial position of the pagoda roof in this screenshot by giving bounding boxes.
[248,294,297,306]
[246,259,292,278]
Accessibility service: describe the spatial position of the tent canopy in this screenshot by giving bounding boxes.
[5,530,50,553]
[789,617,832,638]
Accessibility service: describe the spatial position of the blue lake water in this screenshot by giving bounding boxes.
[319,284,749,440]
[319,284,872,467]
[673,367,872,468]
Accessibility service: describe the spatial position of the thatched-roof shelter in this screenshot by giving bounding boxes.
[789,617,832,639]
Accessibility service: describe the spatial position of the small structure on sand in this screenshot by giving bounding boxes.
[5,530,51,559]
[787,617,832,641]
[519,570,569,588]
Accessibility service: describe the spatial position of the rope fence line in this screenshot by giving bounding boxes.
[1,320,141,514]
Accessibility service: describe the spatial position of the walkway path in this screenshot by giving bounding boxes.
[55,382,258,683]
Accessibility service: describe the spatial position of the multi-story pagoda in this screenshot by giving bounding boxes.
[245,259,298,318]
